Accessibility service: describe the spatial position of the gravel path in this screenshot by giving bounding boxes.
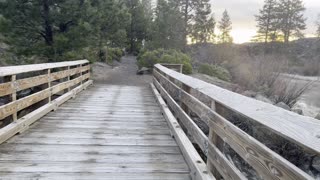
[91,56,152,86]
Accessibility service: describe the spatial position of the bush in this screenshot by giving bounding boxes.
[137,49,193,74]
[98,47,124,65]
[198,63,232,82]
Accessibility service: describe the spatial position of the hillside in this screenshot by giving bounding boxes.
[188,38,320,76]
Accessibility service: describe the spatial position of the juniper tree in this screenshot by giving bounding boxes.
[218,10,233,44]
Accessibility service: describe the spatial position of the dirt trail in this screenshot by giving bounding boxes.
[91,56,152,86]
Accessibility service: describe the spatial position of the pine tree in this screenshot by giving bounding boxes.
[126,0,151,53]
[316,14,320,38]
[218,10,233,44]
[151,0,184,50]
[191,0,215,43]
[179,0,198,48]
[255,0,278,43]
[0,0,93,60]
[276,0,306,43]
[90,0,129,50]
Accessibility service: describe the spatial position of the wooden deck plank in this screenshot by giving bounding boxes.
[0,84,191,179]
[0,172,191,180]
[0,162,190,173]
[0,144,182,154]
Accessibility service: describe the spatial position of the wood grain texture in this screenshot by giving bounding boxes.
[0,80,93,144]
[0,73,90,120]
[154,71,245,180]
[153,76,208,153]
[151,83,214,180]
[0,60,89,76]
[0,84,191,180]
[179,86,312,179]
[155,64,320,154]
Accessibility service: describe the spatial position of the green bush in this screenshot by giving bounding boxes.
[198,63,232,82]
[137,49,192,74]
[99,47,124,65]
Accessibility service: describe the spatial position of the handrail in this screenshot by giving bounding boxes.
[0,60,92,143]
[153,64,317,179]
[0,60,89,76]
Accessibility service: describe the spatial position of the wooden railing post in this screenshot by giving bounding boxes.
[48,69,51,103]
[80,64,83,85]
[11,75,17,121]
[181,84,191,115]
[207,100,224,179]
[67,66,71,92]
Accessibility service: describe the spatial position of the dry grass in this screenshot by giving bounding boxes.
[229,54,311,106]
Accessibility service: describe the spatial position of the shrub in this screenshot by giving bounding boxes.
[198,63,232,82]
[137,49,193,74]
[99,47,124,65]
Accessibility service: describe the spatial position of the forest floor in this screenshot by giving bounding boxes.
[91,55,152,86]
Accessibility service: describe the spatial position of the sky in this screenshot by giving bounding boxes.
[211,0,320,43]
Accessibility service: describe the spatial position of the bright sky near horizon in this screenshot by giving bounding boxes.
[211,0,320,43]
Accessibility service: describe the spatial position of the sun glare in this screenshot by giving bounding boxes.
[230,28,256,44]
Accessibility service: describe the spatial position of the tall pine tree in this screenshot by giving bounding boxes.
[126,0,150,53]
[0,0,93,61]
[218,10,233,44]
[179,0,198,48]
[276,0,306,43]
[191,0,215,43]
[255,0,278,43]
[316,14,320,38]
[151,0,184,50]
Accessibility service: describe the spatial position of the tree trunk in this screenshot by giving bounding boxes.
[43,0,53,46]
[183,0,189,50]
[130,1,135,53]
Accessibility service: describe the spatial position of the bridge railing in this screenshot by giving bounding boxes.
[0,60,92,143]
[153,64,319,179]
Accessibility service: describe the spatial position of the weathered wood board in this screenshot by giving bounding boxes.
[0,84,192,180]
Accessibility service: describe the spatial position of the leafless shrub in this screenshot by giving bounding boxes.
[267,77,314,107]
[228,54,311,107]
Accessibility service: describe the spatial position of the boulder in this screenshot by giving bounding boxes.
[17,89,32,99]
[255,94,274,104]
[292,108,303,115]
[315,113,320,120]
[312,156,320,172]
[276,102,291,111]
[136,67,151,75]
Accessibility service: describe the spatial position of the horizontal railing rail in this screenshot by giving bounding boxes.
[0,60,92,143]
[153,64,319,180]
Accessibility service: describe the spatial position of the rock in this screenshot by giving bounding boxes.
[312,156,320,172]
[315,113,320,120]
[255,94,274,104]
[276,102,291,111]
[292,108,303,115]
[242,90,257,98]
[192,117,209,135]
[136,67,151,75]
[51,82,65,96]
[17,89,32,99]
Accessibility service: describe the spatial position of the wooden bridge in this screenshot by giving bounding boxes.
[0,60,319,179]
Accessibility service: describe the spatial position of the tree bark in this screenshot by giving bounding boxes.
[183,0,189,50]
[42,0,53,46]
